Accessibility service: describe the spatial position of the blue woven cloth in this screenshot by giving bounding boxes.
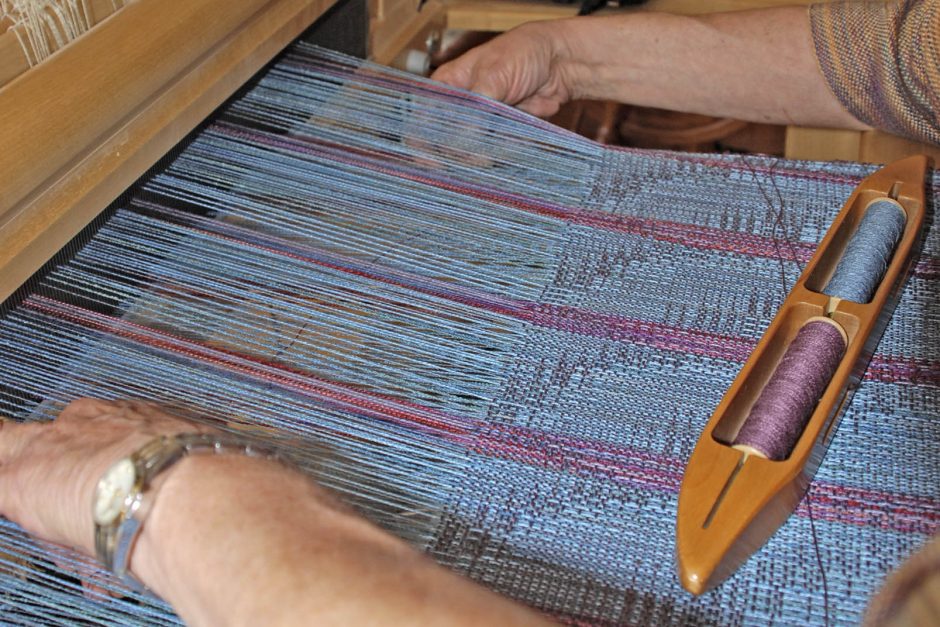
[0,45,936,625]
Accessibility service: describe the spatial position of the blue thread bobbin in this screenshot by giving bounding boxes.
[823,199,908,303]
[733,197,908,460]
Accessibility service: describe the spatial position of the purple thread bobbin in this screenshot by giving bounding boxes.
[733,317,847,460]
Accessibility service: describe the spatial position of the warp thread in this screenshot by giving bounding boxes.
[733,318,846,460]
[823,199,907,303]
[0,0,124,67]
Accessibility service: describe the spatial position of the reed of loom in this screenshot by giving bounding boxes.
[676,155,928,595]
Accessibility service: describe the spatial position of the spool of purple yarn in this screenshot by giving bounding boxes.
[733,318,847,460]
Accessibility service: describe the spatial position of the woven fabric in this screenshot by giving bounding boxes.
[0,45,937,625]
[810,0,940,146]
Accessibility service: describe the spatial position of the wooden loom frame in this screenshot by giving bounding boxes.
[5,0,935,309]
[0,0,345,303]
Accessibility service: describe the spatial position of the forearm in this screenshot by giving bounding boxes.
[132,455,549,626]
[548,8,868,129]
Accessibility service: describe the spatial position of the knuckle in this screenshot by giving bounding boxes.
[61,397,113,418]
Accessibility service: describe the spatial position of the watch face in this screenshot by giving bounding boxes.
[93,458,136,525]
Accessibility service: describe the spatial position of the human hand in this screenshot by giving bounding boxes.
[0,399,208,557]
[431,21,583,117]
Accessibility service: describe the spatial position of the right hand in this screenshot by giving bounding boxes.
[431,21,581,118]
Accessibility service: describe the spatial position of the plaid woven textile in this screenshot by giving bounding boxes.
[0,44,936,625]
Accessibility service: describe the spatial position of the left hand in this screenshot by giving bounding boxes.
[431,21,582,117]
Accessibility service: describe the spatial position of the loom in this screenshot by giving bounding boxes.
[1,1,938,625]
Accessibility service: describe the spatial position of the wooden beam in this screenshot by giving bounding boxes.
[785,127,940,164]
[860,130,940,165]
[784,127,863,162]
[0,0,332,302]
[371,1,445,66]
[442,0,816,32]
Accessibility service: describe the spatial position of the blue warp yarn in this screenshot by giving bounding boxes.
[823,200,907,302]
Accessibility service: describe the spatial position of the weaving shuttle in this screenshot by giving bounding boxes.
[676,155,929,595]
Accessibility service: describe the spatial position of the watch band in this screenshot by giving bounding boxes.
[94,431,278,585]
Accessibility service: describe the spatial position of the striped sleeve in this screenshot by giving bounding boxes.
[810,0,940,146]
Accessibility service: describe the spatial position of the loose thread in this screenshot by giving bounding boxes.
[739,156,800,296]
[0,0,124,67]
[806,493,831,627]
[730,159,840,606]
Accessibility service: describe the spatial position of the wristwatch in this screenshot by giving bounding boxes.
[93,431,276,585]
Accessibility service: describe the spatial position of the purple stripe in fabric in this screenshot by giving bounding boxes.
[137,204,940,388]
[210,125,938,280]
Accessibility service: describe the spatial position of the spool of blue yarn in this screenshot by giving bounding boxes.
[823,199,907,303]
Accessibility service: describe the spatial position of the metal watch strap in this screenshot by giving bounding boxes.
[94,431,277,583]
